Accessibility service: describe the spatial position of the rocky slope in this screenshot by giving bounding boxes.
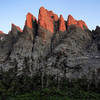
[0,6,100,90]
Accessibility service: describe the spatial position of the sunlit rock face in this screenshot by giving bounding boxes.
[38,7,54,33]
[59,15,66,32]
[38,7,59,40]
[46,10,58,22]
[25,12,37,29]
[67,15,88,30]
[23,12,38,41]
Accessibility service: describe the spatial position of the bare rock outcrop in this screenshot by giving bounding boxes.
[59,15,66,32]
[67,15,88,30]
[23,12,38,41]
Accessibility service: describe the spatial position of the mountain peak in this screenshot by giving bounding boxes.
[12,24,22,32]
[77,20,88,29]
[59,15,66,32]
[0,7,89,35]
[38,6,58,33]
[25,12,37,29]
[67,15,77,25]
[67,14,88,30]
[38,6,54,33]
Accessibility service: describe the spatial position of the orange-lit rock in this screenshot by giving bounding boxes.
[38,7,54,33]
[59,15,66,32]
[77,20,88,30]
[38,6,58,33]
[0,31,3,34]
[47,11,58,21]
[25,12,37,29]
[67,15,88,30]
[67,15,77,26]
[12,24,22,32]
[24,13,38,41]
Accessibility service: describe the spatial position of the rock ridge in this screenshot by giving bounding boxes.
[67,15,88,30]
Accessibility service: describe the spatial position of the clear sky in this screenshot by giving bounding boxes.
[0,0,100,33]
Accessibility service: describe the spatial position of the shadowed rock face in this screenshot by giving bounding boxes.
[92,26,100,36]
[67,15,88,30]
[92,26,100,50]
[8,24,23,39]
[1,6,100,90]
[12,24,22,32]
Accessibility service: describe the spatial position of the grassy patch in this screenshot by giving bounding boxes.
[5,88,100,100]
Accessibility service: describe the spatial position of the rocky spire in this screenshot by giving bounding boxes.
[38,6,59,41]
[23,12,38,41]
[59,15,66,32]
[38,6,58,33]
[38,7,54,33]
[25,12,37,29]
[67,14,88,30]
[67,15,77,26]
[12,24,22,32]
[9,24,22,38]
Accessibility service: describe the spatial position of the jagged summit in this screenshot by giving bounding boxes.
[11,24,22,32]
[38,6,55,33]
[25,12,37,29]
[67,14,88,30]
[0,6,88,35]
[59,15,66,32]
